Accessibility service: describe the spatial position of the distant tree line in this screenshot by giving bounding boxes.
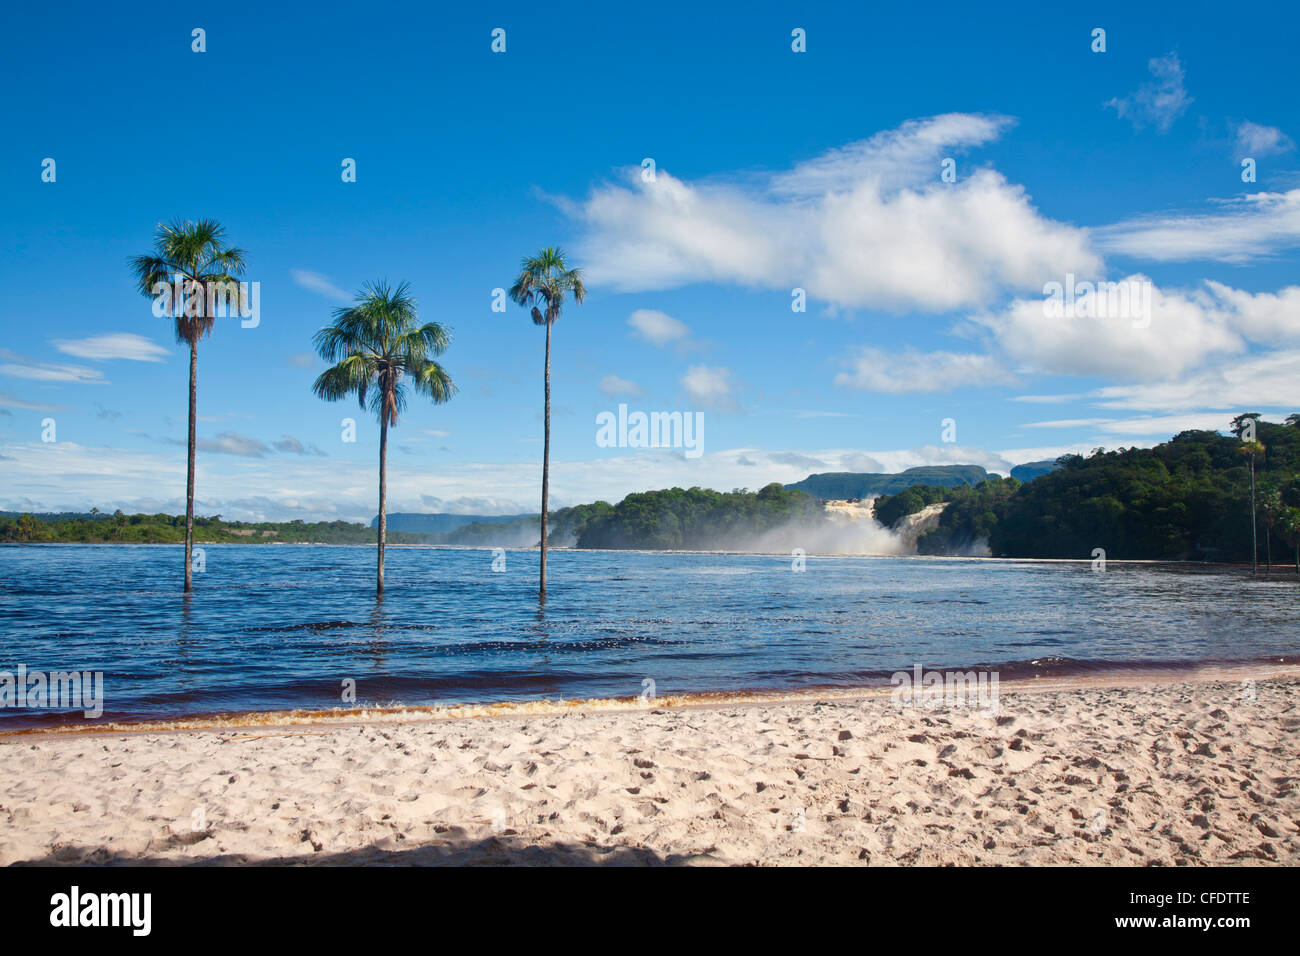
[0,512,430,545]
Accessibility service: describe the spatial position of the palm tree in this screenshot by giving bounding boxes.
[509,248,586,602]
[1259,484,1283,574]
[131,219,247,593]
[312,280,455,596]
[1236,439,1265,575]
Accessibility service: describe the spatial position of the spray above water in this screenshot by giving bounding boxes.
[719,498,947,555]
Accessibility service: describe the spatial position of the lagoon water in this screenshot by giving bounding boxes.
[1,544,1297,729]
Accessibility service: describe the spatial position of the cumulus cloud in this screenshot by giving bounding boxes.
[627,309,689,346]
[1105,52,1191,133]
[52,333,168,362]
[977,275,1242,381]
[681,365,735,409]
[977,276,1300,382]
[571,114,1100,311]
[835,348,1014,393]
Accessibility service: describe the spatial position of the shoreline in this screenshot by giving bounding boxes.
[4,660,1296,740]
[2,665,1296,865]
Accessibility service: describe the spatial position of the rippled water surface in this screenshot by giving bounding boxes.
[1,544,1297,728]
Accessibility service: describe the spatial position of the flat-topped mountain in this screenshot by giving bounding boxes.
[785,465,991,500]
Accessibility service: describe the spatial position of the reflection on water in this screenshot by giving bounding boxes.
[0,544,1296,728]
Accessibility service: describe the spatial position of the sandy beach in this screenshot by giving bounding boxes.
[2,666,1297,866]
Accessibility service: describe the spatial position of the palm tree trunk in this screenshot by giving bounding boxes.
[1249,457,1257,576]
[184,341,197,593]
[539,321,551,602]
[377,402,388,597]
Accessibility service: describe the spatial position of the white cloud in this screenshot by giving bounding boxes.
[627,309,689,346]
[1011,393,1088,404]
[1201,282,1300,341]
[0,351,107,385]
[1105,52,1191,133]
[291,269,352,303]
[1090,350,1300,412]
[770,113,1014,196]
[0,391,59,411]
[598,374,645,397]
[1020,413,1236,436]
[1234,121,1294,160]
[1096,190,1300,262]
[834,348,1014,393]
[572,114,1100,311]
[681,365,734,409]
[979,275,1244,381]
[52,333,168,362]
[977,276,1300,385]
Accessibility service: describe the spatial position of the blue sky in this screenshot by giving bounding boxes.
[3,0,1299,520]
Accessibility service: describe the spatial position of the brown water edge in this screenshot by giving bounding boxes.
[5,659,1296,743]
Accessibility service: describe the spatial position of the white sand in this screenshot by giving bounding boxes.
[2,667,1297,866]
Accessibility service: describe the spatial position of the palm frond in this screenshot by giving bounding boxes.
[310,280,455,427]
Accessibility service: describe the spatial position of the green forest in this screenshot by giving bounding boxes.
[877,415,1300,564]
[574,483,823,550]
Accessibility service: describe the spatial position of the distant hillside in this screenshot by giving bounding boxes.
[375,512,533,534]
[1009,460,1061,482]
[785,465,990,500]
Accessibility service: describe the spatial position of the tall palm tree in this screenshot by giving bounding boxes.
[1230,413,1266,575]
[131,219,247,593]
[1236,439,1265,575]
[312,281,455,596]
[1259,483,1283,574]
[509,248,585,602]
